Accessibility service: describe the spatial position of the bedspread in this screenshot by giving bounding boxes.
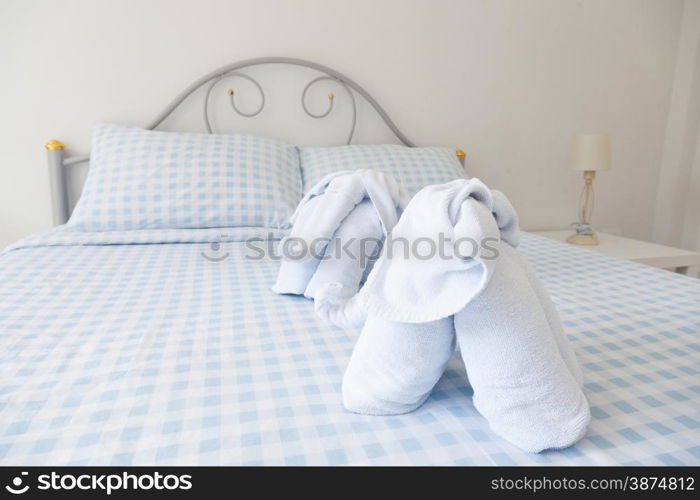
[1,228,698,465]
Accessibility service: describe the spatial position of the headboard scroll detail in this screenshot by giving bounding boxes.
[147,56,415,146]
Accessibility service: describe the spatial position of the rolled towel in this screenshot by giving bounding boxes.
[357,178,505,323]
[272,195,324,295]
[522,255,585,387]
[343,179,502,414]
[305,199,383,299]
[346,178,587,451]
[307,200,383,328]
[314,284,367,329]
[342,315,456,415]
[273,170,408,296]
[455,243,590,453]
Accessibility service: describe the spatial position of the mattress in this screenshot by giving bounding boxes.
[1,228,698,465]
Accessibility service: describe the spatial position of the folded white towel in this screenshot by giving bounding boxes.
[343,179,501,414]
[356,178,583,386]
[304,199,382,298]
[342,315,455,415]
[271,195,324,295]
[522,256,585,387]
[314,284,368,329]
[291,169,408,244]
[344,178,588,451]
[455,243,590,452]
[357,178,507,323]
[273,170,408,297]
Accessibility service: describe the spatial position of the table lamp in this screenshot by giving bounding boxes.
[567,134,611,245]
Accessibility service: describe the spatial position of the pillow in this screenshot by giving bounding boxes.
[300,144,465,196]
[67,124,302,231]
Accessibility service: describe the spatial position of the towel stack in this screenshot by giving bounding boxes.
[274,173,590,453]
[272,169,409,327]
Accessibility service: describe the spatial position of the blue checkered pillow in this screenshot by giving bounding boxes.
[67,124,302,231]
[300,145,466,196]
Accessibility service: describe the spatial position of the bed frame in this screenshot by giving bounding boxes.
[44,56,466,225]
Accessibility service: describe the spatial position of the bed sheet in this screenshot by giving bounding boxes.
[0,228,698,465]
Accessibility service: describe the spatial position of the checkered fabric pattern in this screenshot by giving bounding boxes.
[0,230,698,465]
[300,145,466,196]
[67,124,302,231]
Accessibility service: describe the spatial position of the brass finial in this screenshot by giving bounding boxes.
[328,92,335,100]
[455,149,466,159]
[227,88,234,96]
[45,139,65,151]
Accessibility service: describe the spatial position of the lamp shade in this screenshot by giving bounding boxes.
[571,134,611,171]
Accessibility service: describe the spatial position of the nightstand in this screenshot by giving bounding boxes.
[533,231,700,277]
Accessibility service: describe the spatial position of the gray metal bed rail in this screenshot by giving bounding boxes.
[45,56,467,225]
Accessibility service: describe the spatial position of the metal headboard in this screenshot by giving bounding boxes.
[45,56,466,225]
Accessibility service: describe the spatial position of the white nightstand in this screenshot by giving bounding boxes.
[533,230,700,277]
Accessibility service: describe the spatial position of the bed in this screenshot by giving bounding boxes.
[1,58,699,466]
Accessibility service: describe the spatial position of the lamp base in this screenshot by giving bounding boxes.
[566,232,599,246]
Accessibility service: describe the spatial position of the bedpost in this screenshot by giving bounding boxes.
[456,149,466,167]
[45,139,69,225]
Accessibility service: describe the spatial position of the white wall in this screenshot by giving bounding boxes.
[653,0,700,250]
[0,0,684,248]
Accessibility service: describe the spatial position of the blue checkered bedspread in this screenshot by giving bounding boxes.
[1,228,698,465]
